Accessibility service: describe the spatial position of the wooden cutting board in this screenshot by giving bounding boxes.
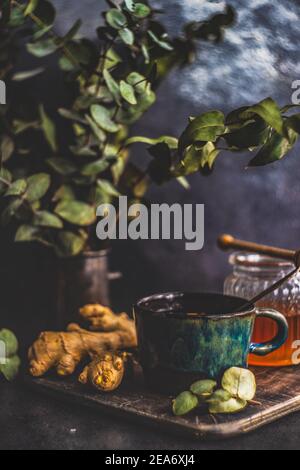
[26,366,300,440]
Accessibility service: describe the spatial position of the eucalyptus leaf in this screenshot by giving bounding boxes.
[207,389,232,403]
[33,0,56,27]
[208,397,247,415]
[124,0,136,12]
[24,0,39,16]
[90,105,119,133]
[1,199,23,226]
[190,379,217,398]
[85,115,107,142]
[242,98,283,135]
[12,68,44,81]
[0,329,19,357]
[97,179,121,197]
[55,230,87,257]
[27,38,57,57]
[0,355,21,381]
[179,111,225,155]
[172,391,198,416]
[15,224,43,243]
[118,28,135,46]
[132,3,151,18]
[81,158,113,176]
[33,211,63,228]
[106,9,127,29]
[0,168,12,194]
[5,179,27,197]
[222,367,256,401]
[120,80,137,105]
[1,135,14,162]
[55,200,96,226]
[53,185,75,202]
[248,130,298,167]
[25,173,51,202]
[47,158,77,175]
[125,135,178,148]
[148,31,173,51]
[103,69,121,104]
[39,104,57,152]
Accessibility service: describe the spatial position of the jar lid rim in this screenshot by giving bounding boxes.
[229,252,294,269]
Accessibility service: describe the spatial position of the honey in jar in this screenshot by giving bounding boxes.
[224,252,300,367]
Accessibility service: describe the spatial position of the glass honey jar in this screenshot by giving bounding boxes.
[224,252,300,367]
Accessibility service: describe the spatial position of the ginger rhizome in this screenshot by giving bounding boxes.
[79,352,131,392]
[28,305,137,378]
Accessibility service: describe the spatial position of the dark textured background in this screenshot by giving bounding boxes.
[2,0,300,342]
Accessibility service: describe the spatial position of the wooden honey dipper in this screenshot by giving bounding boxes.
[218,234,300,312]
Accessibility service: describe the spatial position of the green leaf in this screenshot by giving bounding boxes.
[1,199,23,226]
[85,115,107,143]
[5,179,27,197]
[179,111,225,155]
[126,72,148,93]
[124,0,135,12]
[106,9,127,29]
[90,105,119,133]
[33,211,63,228]
[207,389,233,403]
[224,118,269,150]
[27,39,57,57]
[47,158,77,175]
[208,397,247,415]
[172,391,198,416]
[177,145,202,176]
[1,135,15,162]
[0,168,12,194]
[132,3,151,18]
[12,67,44,81]
[33,0,56,26]
[55,200,96,226]
[148,31,173,51]
[39,105,57,152]
[25,173,51,202]
[190,379,217,398]
[120,80,137,105]
[58,108,86,124]
[0,329,18,357]
[284,113,300,134]
[242,98,283,135]
[118,28,135,46]
[248,130,298,167]
[200,142,220,169]
[15,224,42,242]
[81,158,113,176]
[103,69,121,105]
[53,185,75,202]
[24,0,39,16]
[222,367,256,401]
[0,356,21,381]
[55,230,87,257]
[97,179,121,198]
[125,135,178,148]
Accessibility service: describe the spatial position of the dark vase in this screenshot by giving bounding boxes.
[56,250,120,329]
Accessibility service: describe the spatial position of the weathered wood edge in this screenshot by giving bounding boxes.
[24,376,300,441]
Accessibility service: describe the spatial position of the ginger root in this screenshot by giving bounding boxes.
[29,304,137,378]
[79,352,131,392]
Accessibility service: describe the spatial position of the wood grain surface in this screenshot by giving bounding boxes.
[26,366,300,440]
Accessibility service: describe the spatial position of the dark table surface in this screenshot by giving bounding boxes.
[2,379,300,450]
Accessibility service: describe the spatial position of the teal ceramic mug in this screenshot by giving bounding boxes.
[133,292,288,392]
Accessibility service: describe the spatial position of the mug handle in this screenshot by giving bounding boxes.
[249,308,289,356]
